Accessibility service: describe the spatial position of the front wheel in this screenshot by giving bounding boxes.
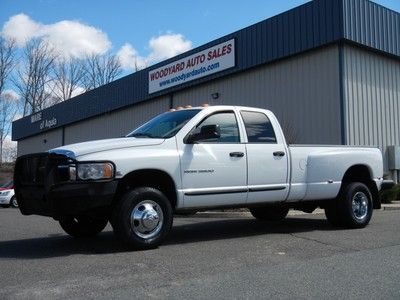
[325,182,373,228]
[250,206,289,221]
[111,187,173,250]
[10,196,18,208]
[59,217,108,237]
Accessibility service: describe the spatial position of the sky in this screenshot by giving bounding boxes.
[1,0,399,74]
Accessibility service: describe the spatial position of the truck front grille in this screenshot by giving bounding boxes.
[15,153,71,187]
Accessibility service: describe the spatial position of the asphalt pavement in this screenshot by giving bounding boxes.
[0,208,399,299]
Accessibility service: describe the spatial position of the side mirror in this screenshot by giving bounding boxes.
[186,124,221,144]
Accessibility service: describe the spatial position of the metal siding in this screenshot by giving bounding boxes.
[174,45,342,145]
[343,44,400,170]
[17,128,63,156]
[64,97,169,145]
[343,0,400,57]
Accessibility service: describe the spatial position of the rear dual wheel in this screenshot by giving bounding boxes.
[325,182,373,228]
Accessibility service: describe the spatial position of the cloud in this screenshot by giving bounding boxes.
[117,33,192,72]
[1,14,111,58]
[1,89,20,101]
[147,33,192,62]
[1,14,192,72]
[117,43,147,71]
[13,113,23,122]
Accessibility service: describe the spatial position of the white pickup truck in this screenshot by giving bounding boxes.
[15,105,385,249]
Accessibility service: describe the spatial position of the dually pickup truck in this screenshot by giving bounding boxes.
[15,105,384,249]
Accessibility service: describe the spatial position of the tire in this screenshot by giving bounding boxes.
[250,206,289,221]
[10,196,18,208]
[326,182,373,228]
[111,187,173,250]
[59,217,108,238]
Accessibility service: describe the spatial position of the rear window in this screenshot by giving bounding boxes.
[240,111,277,143]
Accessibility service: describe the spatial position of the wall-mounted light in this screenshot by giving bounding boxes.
[211,92,219,100]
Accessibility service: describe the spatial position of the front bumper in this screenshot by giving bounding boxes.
[0,195,12,205]
[17,181,118,217]
[15,153,118,218]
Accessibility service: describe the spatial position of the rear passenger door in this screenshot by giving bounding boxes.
[240,110,289,203]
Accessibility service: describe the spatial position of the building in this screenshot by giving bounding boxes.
[12,0,400,182]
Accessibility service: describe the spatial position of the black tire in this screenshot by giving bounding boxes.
[326,182,373,228]
[59,217,108,238]
[250,206,289,221]
[111,187,173,250]
[10,196,18,208]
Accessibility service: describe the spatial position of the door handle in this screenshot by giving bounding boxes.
[273,151,285,157]
[230,152,245,158]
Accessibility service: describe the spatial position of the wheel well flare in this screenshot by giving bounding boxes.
[341,165,380,209]
[115,169,177,208]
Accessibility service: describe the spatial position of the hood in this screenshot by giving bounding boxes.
[50,137,165,158]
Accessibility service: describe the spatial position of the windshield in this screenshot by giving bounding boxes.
[127,109,201,139]
[0,180,13,188]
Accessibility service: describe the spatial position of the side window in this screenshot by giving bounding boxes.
[191,111,240,143]
[241,111,277,143]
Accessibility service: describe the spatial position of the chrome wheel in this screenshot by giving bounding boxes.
[131,200,164,239]
[11,197,18,208]
[351,191,368,220]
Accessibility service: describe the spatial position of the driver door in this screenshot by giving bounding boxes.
[178,111,247,208]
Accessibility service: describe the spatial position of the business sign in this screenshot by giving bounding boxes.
[148,39,235,94]
[29,111,58,131]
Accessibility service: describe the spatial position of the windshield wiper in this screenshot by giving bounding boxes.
[128,132,154,138]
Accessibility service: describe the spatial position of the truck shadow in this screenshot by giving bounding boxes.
[0,217,341,259]
[165,217,336,246]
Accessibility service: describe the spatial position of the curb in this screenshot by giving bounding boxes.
[382,205,400,211]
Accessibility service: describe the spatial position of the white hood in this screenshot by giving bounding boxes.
[50,137,165,158]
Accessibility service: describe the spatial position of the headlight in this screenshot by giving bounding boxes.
[0,191,10,196]
[76,163,114,180]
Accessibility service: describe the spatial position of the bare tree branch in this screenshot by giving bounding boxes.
[51,57,85,104]
[0,38,15,97]
[0,93,18,164]
[13,39,57,115]
[82,53,122,91]
[0,37,16,164]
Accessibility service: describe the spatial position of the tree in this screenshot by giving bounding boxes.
[1,138,17,163]
[0,38,16,164]
[0,38,15,98]
[51,57,85,104]
[82,53,122,91]
[0,92,18,164]
[14,39,57,115]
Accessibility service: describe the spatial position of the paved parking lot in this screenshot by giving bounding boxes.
[0,208,399,299]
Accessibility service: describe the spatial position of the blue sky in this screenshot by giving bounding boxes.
[1,0,399,73]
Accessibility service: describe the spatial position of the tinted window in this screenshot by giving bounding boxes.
[241,111,277,143]
[191,111,240,143]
